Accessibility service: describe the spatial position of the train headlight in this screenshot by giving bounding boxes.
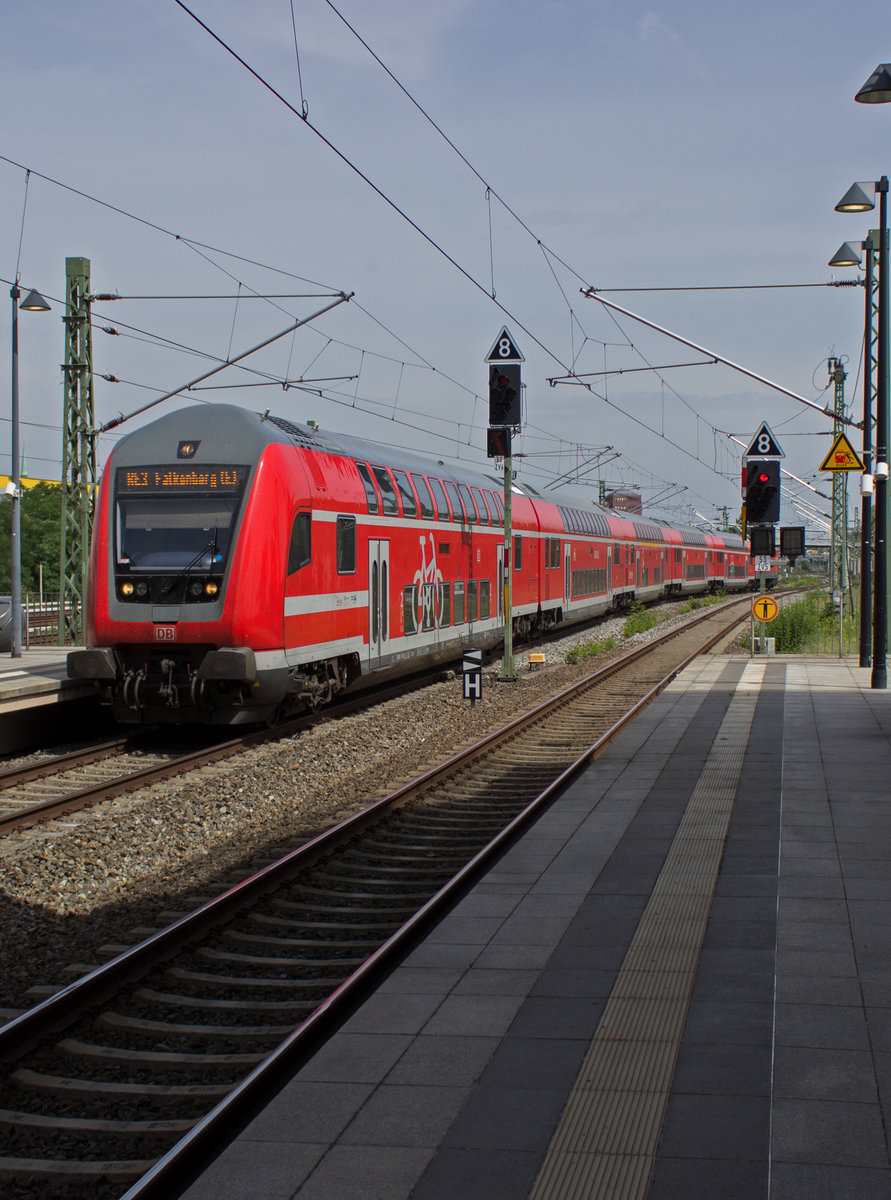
[189,581,203,597]
[205,581,219,597]
[135,582,149,598]
[121,582,135,597]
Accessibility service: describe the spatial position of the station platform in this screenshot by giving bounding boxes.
[180,653,891,1200]
[0,647,106,753]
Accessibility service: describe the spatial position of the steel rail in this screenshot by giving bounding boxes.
[0,596,751,1066]
[117,596,750,1200]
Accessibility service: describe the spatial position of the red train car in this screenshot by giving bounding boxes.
[68,405,755,724]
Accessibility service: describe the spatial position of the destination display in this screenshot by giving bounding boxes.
[115,465,249,494]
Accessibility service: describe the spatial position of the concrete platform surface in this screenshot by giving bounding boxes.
[177,654,891,1200]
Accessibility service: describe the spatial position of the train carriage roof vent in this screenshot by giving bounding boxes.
[265,414,339,452]
[627,520,665,542]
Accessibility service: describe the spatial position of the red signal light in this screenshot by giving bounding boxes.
[758,472,769,483]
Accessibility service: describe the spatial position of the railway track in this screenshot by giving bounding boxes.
[0,665,460,838]
[0,597,751,1199]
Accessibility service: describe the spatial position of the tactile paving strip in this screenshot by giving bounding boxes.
[529,661,766,1199]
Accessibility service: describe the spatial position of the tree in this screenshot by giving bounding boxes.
[0,484,64,593]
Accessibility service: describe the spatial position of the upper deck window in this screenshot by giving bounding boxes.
[457,484,477,523]
[391,469,418,518]
[428,478,450,520]
[471,487,491,525]
[443,481,465,522]
[355,462,379,514]
[371,466,399,515]
[411,474,435,519]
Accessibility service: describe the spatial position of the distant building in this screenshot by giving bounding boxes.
[604,491,642,515]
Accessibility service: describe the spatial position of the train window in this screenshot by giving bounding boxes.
[514,534,523,571]
[287,511,311,574]
[392,469,418,518]
[355,462,379,514]
[115,494,241,573]
[457,484,477,523]
[336,516,356,574]
[471,487,491,525]
[428,478,450,520]
[410,474,435,519]
[439,581,451,626]
[444,481,465,522]
[453,580,466,624]
[421,582,436,631]
[480,579,491,619]
[490,491,504,524]
[613,543,620,565]
[371,466,399,515]
[403,585,418,634]
[468,580,478,622]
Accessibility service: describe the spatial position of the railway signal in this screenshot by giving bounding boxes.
[487,427,511,459]
[488,364,521,427]
[485,330,524,683]
[745,459,781,524]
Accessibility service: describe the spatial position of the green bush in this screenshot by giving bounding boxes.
[565,636,618,664]
[624,602,658,637]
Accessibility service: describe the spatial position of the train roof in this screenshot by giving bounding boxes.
[110,405,744,549]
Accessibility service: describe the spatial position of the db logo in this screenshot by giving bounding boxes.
[154,625,177,642]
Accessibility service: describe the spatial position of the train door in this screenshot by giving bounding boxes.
[368,539,390,669]
[564,543,572,609]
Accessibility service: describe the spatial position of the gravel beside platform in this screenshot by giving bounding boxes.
[0,599,741,1014]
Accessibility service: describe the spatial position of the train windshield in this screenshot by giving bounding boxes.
[115,495,242,572]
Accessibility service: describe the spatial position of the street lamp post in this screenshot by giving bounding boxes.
[836,178,889,688]
[828,236,877,667]
[9,284,51,658]
[850,64,891,681]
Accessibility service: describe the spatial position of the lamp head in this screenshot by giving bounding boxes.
[18,289,51,312]
[828,241,863,267]
[856,64,891,104]
[836,182,875,213]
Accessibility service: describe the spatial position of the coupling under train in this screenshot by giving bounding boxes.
[68,404,766,724]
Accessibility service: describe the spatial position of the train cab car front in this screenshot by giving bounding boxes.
[70,405,303,725]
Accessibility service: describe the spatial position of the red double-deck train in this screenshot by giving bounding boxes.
[68,404,763,724]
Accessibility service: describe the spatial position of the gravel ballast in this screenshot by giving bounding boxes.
[0,600,741,1014]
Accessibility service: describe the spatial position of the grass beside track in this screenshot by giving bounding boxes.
[565,592,729,664]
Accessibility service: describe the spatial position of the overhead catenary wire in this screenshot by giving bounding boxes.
[0,13,837,511]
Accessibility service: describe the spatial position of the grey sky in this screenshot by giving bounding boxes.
[2,1,887,534]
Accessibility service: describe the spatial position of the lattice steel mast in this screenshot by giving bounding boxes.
[59,257,95,644]
[828,358,849,603]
